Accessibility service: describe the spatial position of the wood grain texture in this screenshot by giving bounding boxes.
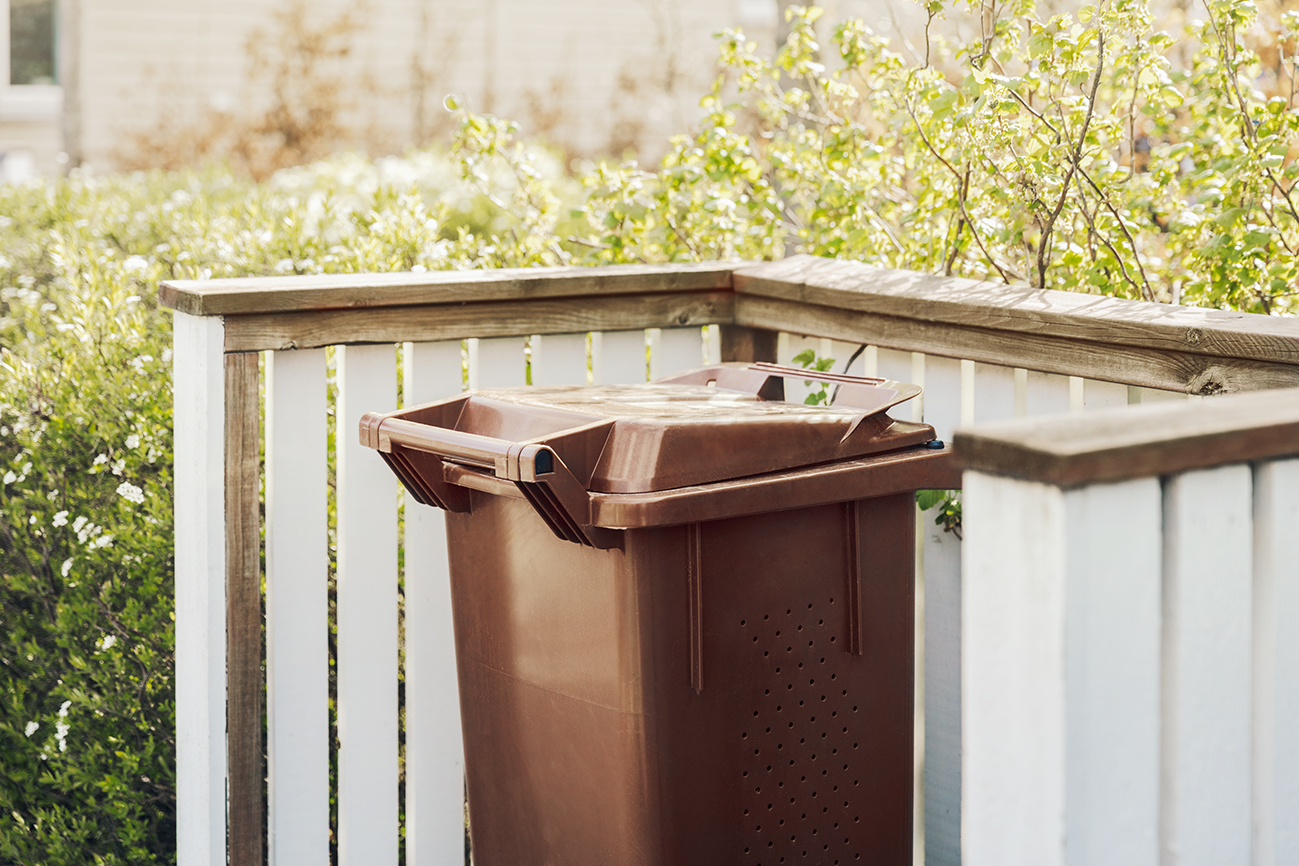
[954,387,1299,486]
[161,261,737,316]
[718,324,778,363]
[224,352,263,866]
[224,291,734,352]
[734,255,1299,366]
[735,294,1299,394]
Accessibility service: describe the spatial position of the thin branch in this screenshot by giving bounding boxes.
[1036,29,1105,288]
[1078,165,1156,301]
[1076,182,1145,299]
[905,100,1016,282]
[1004,86,1062,142]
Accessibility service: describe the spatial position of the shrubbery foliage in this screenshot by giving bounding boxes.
[2,0,1296,861]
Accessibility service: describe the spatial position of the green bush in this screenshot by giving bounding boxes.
[2,0,1297,861]
[0,152,579,864]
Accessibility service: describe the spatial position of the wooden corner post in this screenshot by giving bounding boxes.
[225,352,263,866]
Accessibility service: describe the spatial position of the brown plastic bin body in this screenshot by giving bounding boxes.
[359,364,961,866]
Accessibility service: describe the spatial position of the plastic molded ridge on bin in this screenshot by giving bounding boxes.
[360,363,960,866]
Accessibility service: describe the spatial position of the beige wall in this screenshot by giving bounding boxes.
[64,0,781,172]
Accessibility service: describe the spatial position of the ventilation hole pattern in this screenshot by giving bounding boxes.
[739,600,864,865]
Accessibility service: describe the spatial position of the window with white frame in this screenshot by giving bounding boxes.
[9,0,56,85]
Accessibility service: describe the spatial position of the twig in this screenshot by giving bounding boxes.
[905,100,1015,282]
[1076,182,1144,298]
[1078,165,1156,301]
[1036,29,1105,288]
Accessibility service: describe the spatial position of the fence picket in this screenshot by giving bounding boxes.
[472,336,527,388]
[593,330,648,384]
[1026,371,1071,417]
[923,506,962,866]
[532,333,588,386]
[1253,457,1299,866]
[919,354,963,866]
[265,349,330,866]
[651,327,706,378]
[828,339,867,376]
[971,363,1016,424]
[1162,465,1253,866]
[336,345,400,866]
[705,324,722,364]
[1062,479,1162,866]
[402,341,468,866]
[963,471,1067,865]
[1082,380,1128,411]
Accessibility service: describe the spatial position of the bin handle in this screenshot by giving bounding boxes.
[360,407,623,550]
[748,361,888,387]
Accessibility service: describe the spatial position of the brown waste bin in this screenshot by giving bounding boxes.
[360,362,960,866]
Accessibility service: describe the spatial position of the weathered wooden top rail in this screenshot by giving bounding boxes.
[954,387,1299,487]
[160,255,1299,395]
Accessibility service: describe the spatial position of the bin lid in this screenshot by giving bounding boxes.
[389,363,936,494]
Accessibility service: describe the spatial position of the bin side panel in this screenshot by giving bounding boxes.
[646,499,915,866]
[445,493,661,866]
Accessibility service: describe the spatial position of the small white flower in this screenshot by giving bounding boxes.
[110,458,125,476]
[92,454,108,467]
[61,558,73,577]
[55,701,71,752]
[125,434,140,449]
[100,635,117,651]
[24,721,39,737]
[116,481,144,504]
[28,515,37,525]
[53,511,69,527]
[2,471,14,485]
[72,515,88,533]
[123,255,149,272]
[92,534,113,549]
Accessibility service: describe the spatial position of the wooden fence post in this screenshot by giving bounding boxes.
[718,324,777,364]
[225,352,263,866]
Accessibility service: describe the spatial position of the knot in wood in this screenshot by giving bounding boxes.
[677,312,691,325]
[1184,327,1205,347]
[1189,367,1228,396]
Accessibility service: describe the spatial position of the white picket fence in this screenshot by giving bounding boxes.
[168,257,1297,866]
[177,325,1194,866]
[957,392,1299,866]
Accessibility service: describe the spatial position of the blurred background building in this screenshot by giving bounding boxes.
[1,0,929,180]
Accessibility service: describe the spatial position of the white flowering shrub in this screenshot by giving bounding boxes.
[0,149,580,863]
